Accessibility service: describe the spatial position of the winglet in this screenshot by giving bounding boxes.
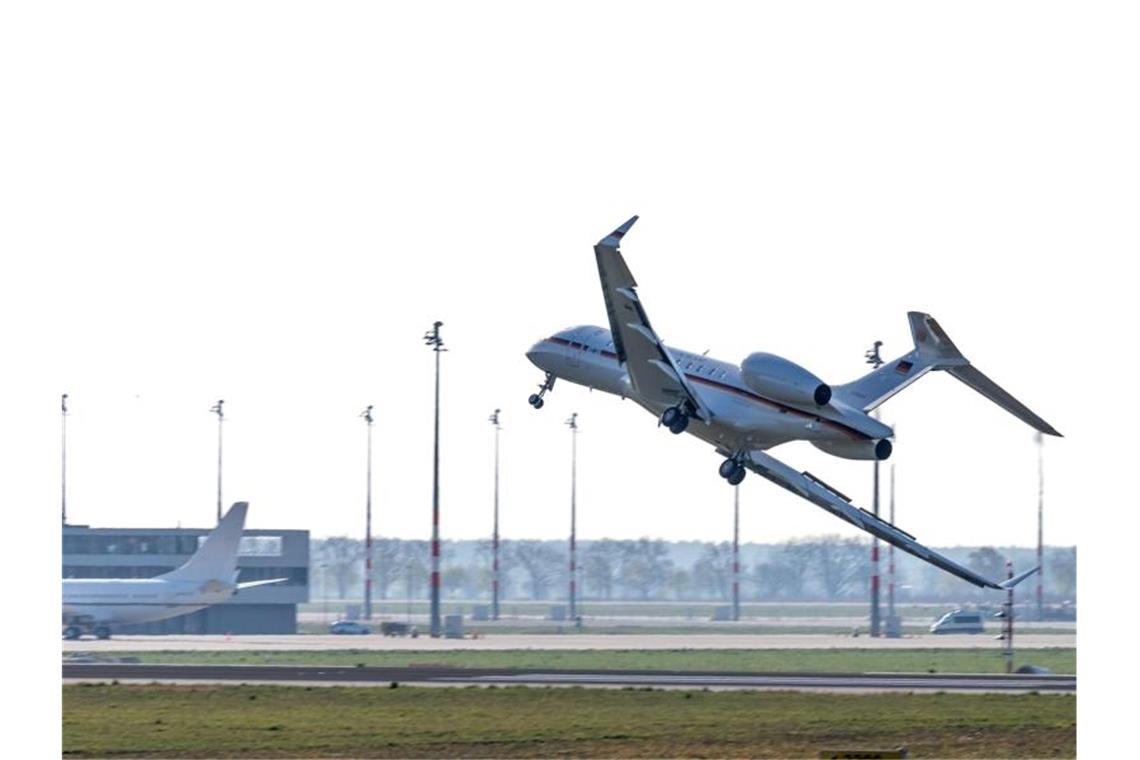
[998,565,1040,590]
[598,215,639,248]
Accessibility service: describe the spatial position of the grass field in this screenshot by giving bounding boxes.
[96,647,1076,674]
[62,683,1075,758]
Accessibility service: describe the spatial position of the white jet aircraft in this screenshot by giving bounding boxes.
[62,502,284,639]
[525,216,1060,590]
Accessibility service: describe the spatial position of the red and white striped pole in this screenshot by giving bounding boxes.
[566,413,578,623]
[887,463,896,630]
[865,342,883,637]
[1005,559,1014,674]
[424,321,445,638]
[1036,432,1044,621]
[732,484,740,622]
[362,405,374,621]
[489,409,501,621]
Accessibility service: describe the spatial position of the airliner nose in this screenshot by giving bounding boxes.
[526,338,553,371]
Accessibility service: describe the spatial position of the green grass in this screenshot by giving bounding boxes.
[62,683,1075,758]
[96,647,1076,674]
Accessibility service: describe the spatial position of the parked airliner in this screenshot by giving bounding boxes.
[526,216,1060,590]
[62,502,283,639]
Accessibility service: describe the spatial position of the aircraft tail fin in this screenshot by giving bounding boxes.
[159,502,248,583]
[834,313,1061,436]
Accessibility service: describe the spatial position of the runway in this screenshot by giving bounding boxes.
[62,662,1075,693]
[62,632,1075,652]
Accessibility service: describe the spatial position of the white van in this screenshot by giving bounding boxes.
[930,609,985,634]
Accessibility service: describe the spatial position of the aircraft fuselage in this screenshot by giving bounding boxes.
[527,324,893,458]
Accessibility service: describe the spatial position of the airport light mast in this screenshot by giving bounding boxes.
[732,484,741,622]
[1036,432,1045,621]
[999,559,1015,673]
[61,393,69,526]
[424,321,445,638]
[210,399,224,524]
[362,405,375,621]
[566,412,579,624]
[865,341,883,637]
[887,463,900,637]
[489,409,502,621]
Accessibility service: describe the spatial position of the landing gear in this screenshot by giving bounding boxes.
[528,373,556,409]
[63,625,82,641]
[719,454,746,486]
[94,626,111,640]
[660,405,690,435]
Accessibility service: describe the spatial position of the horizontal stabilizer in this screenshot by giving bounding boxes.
[236,577,289,591]
[998,565,1040,590]
[947,365,1062,437]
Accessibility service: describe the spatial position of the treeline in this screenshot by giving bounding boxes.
[312,536,1077,604]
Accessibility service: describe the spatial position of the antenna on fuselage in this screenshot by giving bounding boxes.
[865,340,884,369]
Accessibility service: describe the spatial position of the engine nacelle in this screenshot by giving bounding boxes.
[741,352,832,407]
[812,438,893,461]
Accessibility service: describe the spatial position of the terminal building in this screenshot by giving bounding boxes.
[62,520,309,634]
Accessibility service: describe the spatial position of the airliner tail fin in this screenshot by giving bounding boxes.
[159,502,248,583]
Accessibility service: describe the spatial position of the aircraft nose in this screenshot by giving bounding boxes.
[526,339,554,370]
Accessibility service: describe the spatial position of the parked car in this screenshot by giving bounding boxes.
[329,620,371,635]
[930,609,984,634]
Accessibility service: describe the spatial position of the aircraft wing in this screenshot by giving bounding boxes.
[744,449,1015,589]
[593,216,713,421]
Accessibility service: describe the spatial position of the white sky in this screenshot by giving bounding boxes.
[4,2,1133,551]
[4,2,1136,754]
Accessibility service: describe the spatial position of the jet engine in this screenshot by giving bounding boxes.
[741,352,832,407]
[812,438,893,461]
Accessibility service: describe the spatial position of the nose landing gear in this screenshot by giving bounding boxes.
[719,454,746,486]
[528,373,556,409]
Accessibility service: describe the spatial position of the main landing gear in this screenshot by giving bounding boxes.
[719,454,746,486]
[528,373,556,409]
[659,404,691,434]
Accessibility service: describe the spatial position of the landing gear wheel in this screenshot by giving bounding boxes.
[727,466,746,486]
[661,406,689,434]
[718,458,738,479]
[63,626,82,640]
[528,373,556,410]
[94,626,111,640]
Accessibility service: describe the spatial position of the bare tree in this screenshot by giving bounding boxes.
[373,538,402,600]
[582,539,622,600]
[968,547,1007,583]
[619,538,672,600]
[693,542,733,600]
[778,540,815,597]
[513,540,563,600]
[1049,546,1076,598]
[316,537,362,599]
[811,536,868,599]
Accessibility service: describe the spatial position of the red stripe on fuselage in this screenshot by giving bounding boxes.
[545,336,866,440]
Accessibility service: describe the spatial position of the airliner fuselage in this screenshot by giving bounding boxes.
[527,324,893,458]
